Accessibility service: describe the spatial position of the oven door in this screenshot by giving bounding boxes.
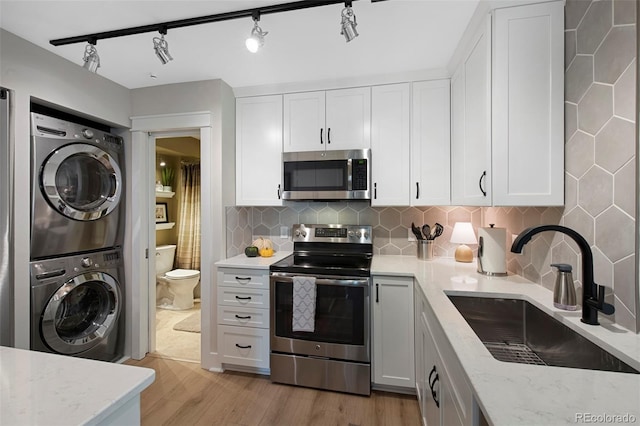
[270,273,370,363]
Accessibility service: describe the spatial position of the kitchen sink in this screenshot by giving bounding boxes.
[447,295,639,374]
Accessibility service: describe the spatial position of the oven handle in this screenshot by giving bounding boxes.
[270,274,370,288]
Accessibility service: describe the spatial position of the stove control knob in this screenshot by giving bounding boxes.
[348,231,355,237]
[356,231,362,238]
[80,257,93,268]
[81,129,94,139]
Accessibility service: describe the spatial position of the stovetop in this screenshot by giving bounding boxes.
[270,224,373,277]
[270,252,372,277]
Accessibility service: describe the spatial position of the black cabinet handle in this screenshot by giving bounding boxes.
[320,128,324,144]
[235,276,251,281]
[235,295,252,300]
[428,365,440,407]
[327,127,331,144]
[374,182,377,199]
[235,343,252,349]
[376,283,379,303]
[416,182,420,199]
[235,315,252,320]
[479,170,487,196]
[277,184,281,199]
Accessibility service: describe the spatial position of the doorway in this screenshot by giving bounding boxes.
[151,135,201,363]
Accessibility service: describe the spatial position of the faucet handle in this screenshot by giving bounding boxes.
[596,285,615,315]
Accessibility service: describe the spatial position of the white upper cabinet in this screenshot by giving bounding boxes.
[491,1,564,206]
[411,79,451,206]
[235,95,283,206]
[283,87,371,152]
[450,17,492,206]
[451,1,564,207]
[371,83,411,206]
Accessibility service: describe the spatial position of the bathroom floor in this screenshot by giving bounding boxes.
[151,301,201,363]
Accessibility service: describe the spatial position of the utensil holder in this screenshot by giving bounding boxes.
[417,240,434,260]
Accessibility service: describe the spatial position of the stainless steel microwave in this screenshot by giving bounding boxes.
[282,149,371,201]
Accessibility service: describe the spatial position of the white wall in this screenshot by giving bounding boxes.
[130,81,235,368]
[0,29,132,349]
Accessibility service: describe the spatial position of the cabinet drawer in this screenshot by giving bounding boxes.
[218,306,269,329]
[219,268,269,289]
[217,287,269,308]
[219,325,269,369]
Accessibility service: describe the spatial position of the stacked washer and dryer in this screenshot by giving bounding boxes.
[29,111,126,362]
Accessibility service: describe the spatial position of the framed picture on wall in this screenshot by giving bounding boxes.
[155,203,168,223]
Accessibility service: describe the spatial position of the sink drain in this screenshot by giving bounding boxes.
[483,342,547,366]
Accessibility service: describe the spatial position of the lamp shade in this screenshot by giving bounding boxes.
[450,222,477,244]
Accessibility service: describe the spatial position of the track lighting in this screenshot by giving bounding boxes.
[245,11,268,53]
[340,1,359,43]
[82,39,100,73]
[153,27,173,65]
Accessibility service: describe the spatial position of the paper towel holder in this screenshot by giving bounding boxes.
[477,224,508,276]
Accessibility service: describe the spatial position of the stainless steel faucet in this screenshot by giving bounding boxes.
[511,225,615,325]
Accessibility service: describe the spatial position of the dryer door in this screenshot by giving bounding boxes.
[41,271,121,354]
[40,143,122,221]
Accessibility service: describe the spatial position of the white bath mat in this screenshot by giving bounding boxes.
[173,311,201,333]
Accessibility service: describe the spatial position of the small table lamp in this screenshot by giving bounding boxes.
[450,222,477,263]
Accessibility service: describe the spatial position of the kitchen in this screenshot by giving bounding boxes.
[1,0,639,425]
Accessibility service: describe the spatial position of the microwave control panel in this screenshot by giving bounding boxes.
[351,159,368,190]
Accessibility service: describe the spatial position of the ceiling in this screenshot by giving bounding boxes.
[0,0,480,90]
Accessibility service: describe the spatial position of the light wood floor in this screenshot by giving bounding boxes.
[125,356,421,426]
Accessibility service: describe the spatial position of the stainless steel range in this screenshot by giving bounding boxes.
[270,223,373,396]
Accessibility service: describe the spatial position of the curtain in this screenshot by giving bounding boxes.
[176,163,201,270]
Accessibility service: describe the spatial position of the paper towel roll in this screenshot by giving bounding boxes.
[477,226,507,275]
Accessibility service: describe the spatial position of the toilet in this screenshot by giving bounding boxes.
[155,244,200,310]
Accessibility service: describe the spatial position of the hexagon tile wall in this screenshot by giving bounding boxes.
[225,0,638,333]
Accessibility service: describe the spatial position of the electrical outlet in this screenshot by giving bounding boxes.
[408,228,416,242]
[280,226,290,239]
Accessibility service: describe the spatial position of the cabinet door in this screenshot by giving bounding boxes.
[283,91,325,152]
[372,276,415,388]
[411,79,451,206]
[420,307,441,426]
[371,83,411,206]
[492,1,564,206]
[325,87,371,151]
[236,95,283,206]
[450,17,492,206]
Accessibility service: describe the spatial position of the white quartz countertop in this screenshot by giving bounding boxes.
[215,251,292,269]
[0,347,155,426]
[372,255,640,425]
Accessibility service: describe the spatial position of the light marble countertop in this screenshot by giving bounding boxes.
[215,251,292,269]
[1,346,155,426]
[372,255,640,426]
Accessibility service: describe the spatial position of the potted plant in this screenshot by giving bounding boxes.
[161,167,175,192]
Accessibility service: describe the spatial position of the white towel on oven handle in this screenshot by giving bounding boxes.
[292,276,316,332]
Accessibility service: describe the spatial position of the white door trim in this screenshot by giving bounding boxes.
[128,112,216,370]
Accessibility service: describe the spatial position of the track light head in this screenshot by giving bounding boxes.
[340,3,358,43]
[153,28,173,65]
[82,40,100,73]
[246,13,268,53]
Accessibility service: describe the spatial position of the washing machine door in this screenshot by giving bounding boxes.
[40,143,122,221]
[41,271,121,354]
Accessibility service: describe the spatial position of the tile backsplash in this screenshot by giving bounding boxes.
[226,1,638,333]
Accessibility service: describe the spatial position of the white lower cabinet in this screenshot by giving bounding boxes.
[217,267,270,373]
[415,287,473,426]
[372,276,415,389]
